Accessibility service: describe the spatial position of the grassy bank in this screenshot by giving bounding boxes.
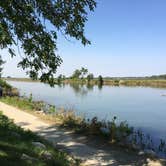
[0,79,19,96]
[0,111,78,166]
[1,96,166,159]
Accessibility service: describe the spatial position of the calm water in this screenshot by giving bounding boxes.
[8,81,166,140]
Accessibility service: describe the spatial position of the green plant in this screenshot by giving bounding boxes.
[114,80,120,85]
[0,96,34,111]
[87,73,94,83]
[116,121,133,142]
[28,93,33,103]
[0,79,12,90]
[59,109,83,129]
[48,106,56,114]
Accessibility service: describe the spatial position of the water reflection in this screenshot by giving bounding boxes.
[98,84,103,90]
[56,82,65,88]
[57,82,102,96]
[86,83,94,91]
[69,83,88,96]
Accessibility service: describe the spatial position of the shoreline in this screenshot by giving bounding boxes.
[4,77,166,89]
[0,100,166,165]
[1,95,166,160]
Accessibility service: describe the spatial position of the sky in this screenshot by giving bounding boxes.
[1,0,166,78]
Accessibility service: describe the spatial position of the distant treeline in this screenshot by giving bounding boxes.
[104,74,166,80]
[4,72,166,88]
[147,74,166,80]
[4,73,166,81]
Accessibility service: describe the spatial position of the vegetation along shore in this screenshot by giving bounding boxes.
[4,70,166,88]
[1,80,166,160]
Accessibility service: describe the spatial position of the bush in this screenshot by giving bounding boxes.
[0,79,12,89]
[0,79,19,96]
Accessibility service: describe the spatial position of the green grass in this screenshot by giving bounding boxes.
[0,111,77,166]
[0,79,12,89]
[0,96,43,111]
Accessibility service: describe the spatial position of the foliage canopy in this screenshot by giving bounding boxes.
[0,0,96,86]
[71,67,88,79]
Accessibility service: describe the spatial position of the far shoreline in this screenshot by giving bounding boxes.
[4,77,166,88]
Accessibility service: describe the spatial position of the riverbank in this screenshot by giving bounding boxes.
[2,79,166,163]
[2,79,166,157]
[1,96,166,160]
[0,101,165,165]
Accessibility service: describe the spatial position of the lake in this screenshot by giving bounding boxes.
[8,81,166,141]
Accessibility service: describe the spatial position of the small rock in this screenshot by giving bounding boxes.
[41,151,53,160]
[138,151,145,155]
[32,142,46,149]
[35,110,45,115]
[21,153,37,161]
[144,149,157,157]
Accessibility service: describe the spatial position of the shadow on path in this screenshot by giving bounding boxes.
[36,125,164,166]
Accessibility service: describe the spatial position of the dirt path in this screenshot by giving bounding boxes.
[0,101,165,166]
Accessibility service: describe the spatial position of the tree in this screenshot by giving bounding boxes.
[87,73,94,82]
[57,74,62,84]
[98,75,103,85]
[80,67,88,79]
[71,67,88,79]
[0,0,96,86]
[62,75,66,80]
[71,69,81,79]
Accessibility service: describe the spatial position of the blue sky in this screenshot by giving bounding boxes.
[1,0,166,77]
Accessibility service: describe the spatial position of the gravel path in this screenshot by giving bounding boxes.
[0,101,165,166]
